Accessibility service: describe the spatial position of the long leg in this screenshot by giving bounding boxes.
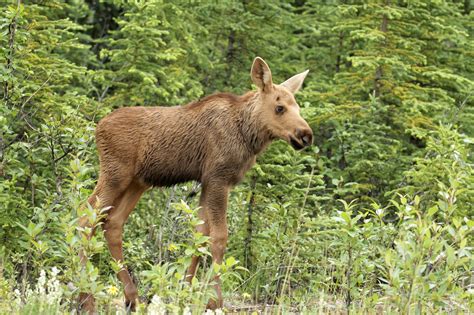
[186,188,210,283]
[102,181,147,311]
[78,177,127,313]
[199,181,229,310]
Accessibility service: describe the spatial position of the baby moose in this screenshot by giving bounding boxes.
[78,57,313,312]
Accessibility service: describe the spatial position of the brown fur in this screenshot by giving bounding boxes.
[78,57,313,312]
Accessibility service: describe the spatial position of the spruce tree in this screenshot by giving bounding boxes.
[302,0,474,205]
[97,0,204,107]
[0,0,97,259]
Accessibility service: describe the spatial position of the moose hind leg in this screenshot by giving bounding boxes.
[103,181,147,311]
[78,178,125,313]
[78,213,97,313]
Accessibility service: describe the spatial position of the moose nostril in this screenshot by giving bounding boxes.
[301,130,313,146]
[302,135,310,145]
[295,128,313,146]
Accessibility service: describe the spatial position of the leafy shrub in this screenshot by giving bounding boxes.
[1,1,472,314]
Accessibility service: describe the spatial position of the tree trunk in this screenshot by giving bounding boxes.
[374,0,390,97]
[4,0,21,104]
[224,29,236,85]
[335,32,344,73]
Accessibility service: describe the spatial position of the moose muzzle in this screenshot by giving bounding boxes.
[290,128,313,150]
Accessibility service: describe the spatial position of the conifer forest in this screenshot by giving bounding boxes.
[0,0,473,314]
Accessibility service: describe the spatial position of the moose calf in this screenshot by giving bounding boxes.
[79,57,313,312]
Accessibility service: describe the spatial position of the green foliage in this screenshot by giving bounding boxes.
[0,0,472,313]
[140,201,243,313]
[98,0,204,106]
[382,195,471,313]
[402,124,474,216]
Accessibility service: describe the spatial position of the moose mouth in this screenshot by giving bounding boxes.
[289,136,305,150]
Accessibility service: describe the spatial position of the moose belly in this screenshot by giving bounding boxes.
[137,158,202,187]
[142,171,196,187]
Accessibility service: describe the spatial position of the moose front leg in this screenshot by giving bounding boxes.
[200,181,229,310]
[186,206,210,282]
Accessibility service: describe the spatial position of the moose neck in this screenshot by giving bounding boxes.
[237,92,272,155]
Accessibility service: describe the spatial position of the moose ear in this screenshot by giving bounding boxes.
[251,57,273,92]
[280,69,309,94]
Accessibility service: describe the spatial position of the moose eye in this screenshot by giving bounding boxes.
[275,105,285,114]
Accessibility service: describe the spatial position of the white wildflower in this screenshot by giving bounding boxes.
[147,295,166,315]
[182,306,192,315]
[204,309,223,315]
[51,266,59,277]
[24,284,33,301]
[46,267,62,304]
[36,270,47,296]
[13,289,22,307]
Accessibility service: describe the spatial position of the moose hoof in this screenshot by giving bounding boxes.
[125,300,136,313]
[206,299,222,310]
[78,292,96,314]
